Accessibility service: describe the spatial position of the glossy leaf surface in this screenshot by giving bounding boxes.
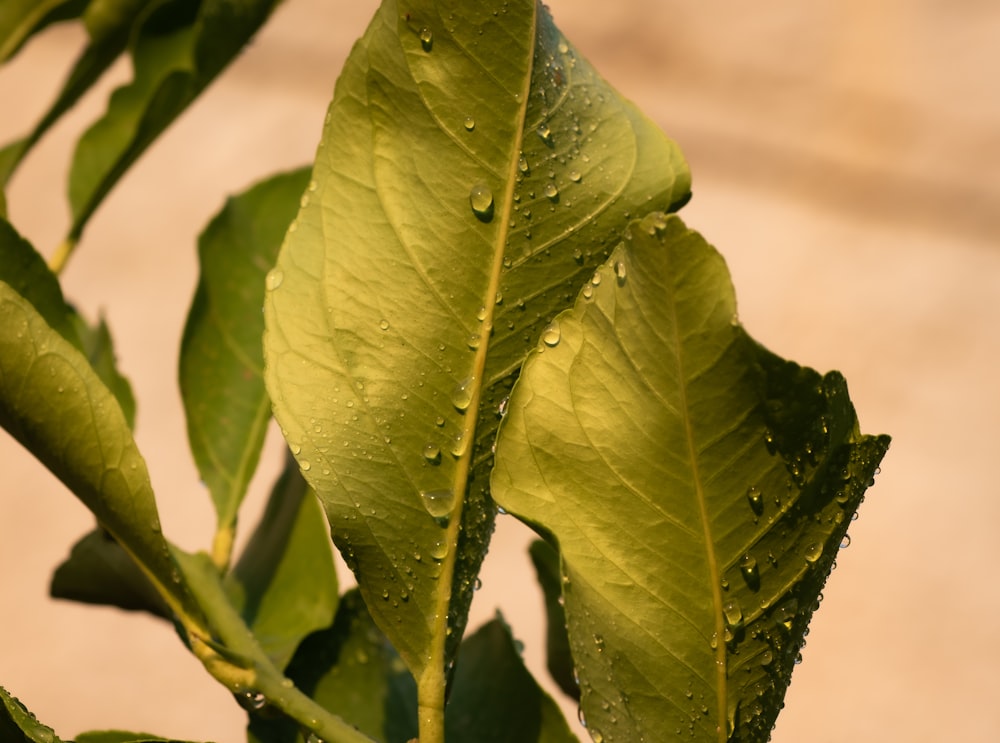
[181,168,310,532]
[263,0,689,694]
[492,214,890,742]
[0,280,198,623]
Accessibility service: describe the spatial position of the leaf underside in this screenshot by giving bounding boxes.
[263,0,690,689]
[493,213,889,743]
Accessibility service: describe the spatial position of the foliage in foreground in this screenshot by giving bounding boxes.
[0,1,888,742]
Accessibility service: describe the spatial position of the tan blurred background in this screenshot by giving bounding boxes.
[1,1,997,741]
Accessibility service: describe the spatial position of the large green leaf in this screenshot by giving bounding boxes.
[65,0,281,244]
[0,0,155,189]
[263,0,690,711]
[225,454,339,672]
[445,616,579,743]
[492,214,890,742]
[0,686,67,743]
[75,731,200,743]
[181,168,310,539]
[0,280,200,625]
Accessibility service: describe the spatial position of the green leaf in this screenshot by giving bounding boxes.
[528,539,578,701]
[263,0,690,711]
[0,0,83,62]
[247,589,418,743]
[0,218,79,346]
[66,0,281,243]
[0,0,155,189]
[181,168,310,535]
[71,311,137,429]
[225,454,339,672]
[445,616,579,743]
[0,280,200,625]
[0,686,67,743]
[50,526,171,617]
[492,213,890,742]
[75,731,197,743]
[1,217,137,426]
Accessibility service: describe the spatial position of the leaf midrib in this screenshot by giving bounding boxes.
[666,255,728,741]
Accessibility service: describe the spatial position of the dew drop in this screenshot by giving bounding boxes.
[467,333,481,350]
[449,431,468,457]
[430,539,449,560]
[541,320,561,347]
[593,633,605,652]
[804,542,823,564]
[240,690,267,711]
[451,376,475,411]
[300,459,312,472]
[265,268,284,291]
[739,553,760,590]
[568,169,582,183]
[518,155,530,174]
[463,116,475,131]
[590,730,604,743]
[419,27,433,51]
[746,486,764,515]
[590,271,602,286]
[422,443,441,464]
[537,122,552,144]
[722,599,744,631]
[582,284,594,300]
[614,260,627,284]
[839,534,852,549]
[543,182,559,200]
[421,488,455,519]
[469,183,494,222]
[379,319,390,331]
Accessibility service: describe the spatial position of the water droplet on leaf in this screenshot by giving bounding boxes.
[541,321,561,347]
[469,183,494,222]
[419,27,433,51]
[266,269,284,291]
[421,489,455,520]
[463,116,475,131]
[451,377,475,411]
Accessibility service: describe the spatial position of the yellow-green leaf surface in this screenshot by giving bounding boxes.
[181,168,310,536]
[66,0,281,243]
[0,281,199,624]
[492,214,890,742]
[263,0,689,711]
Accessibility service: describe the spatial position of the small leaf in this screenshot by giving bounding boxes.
[0,280,199,624]
[0,218,79,346]
[1,218,136,426]
[0,0,81,62]
[248,589,418,743]
[263,0,690,701]
[0,0,154,188]
[71,312,137,429]
[444,615,579,743]
[493,213,889,742]
[181,168,310,532]
[0,686,67,743]
[51,526,170,617]
[528,539,578,701]
[75,731,189,743]
[225,454,338,671]
[66,0,282,242]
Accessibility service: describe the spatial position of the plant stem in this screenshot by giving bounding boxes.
[417,667,446,743]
